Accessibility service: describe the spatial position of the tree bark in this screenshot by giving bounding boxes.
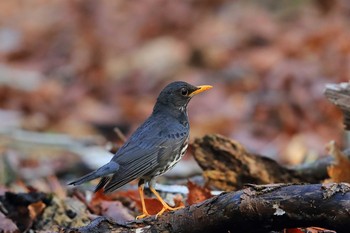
[191,134,333,191]
[66,183,350,233]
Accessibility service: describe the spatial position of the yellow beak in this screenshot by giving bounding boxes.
[189,85,213,97]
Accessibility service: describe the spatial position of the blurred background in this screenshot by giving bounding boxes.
[0,0,347,187]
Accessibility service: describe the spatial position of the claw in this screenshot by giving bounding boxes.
[155,205,184,218]
[150,187,184,217]
[136,212,151,219]
[136,180,184,219]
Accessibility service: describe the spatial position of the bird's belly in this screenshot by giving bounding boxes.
[154,139,189,177]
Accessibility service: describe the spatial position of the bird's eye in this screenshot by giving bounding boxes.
[181,88,188,96]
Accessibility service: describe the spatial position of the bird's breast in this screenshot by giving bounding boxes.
[153,136,189,177]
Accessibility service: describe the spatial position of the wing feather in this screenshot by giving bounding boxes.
[102,116,188,193]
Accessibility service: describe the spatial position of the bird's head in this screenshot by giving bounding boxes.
[154,81,212,114]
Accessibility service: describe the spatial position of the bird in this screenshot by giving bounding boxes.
[68,81,212,219]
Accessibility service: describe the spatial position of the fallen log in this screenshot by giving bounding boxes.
[191,134,334,191]
[65,183,350,233]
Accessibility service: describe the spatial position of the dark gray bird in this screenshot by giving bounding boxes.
[69,81,212,218]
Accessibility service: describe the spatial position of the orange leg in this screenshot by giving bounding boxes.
[150,187,184,217]
[136,180,151,219]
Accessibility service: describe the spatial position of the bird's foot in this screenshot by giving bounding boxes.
[164,205,184,211]
[155,205,184,218]
[136,211,151,219]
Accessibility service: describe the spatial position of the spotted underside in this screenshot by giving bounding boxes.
[153,136,189,177]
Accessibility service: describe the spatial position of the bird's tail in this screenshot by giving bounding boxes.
[68,161,119,186]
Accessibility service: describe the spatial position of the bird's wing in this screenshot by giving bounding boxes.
[103,118,188,193]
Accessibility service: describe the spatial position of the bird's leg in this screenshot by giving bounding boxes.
[136,179,151,219]
[149,179,184,217]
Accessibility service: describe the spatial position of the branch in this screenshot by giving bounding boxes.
[67,183,350,233]
[191,134,331,191]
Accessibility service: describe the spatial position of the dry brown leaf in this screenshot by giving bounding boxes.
[140,198,163,215]
[125,189,183,215]
[285,227,336,233]
[28,201,46,220]
[306,227,336,233]
[326,141,350,183]
[284,228,303,233]
[115,189,140,202]
[89,188,112,214]
[0,192,48,232]
[187,180,213,205]
[0,212,19,233]
[100,200,134,223]
[119,189,163,215]
[91,188,112,202]
[143,196,185,215]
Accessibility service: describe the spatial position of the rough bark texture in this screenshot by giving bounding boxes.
[148,183,350,233]
[64,183,350,233]
[191,134,331,191]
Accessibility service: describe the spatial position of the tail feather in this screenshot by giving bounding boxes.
[94,176,111,192]
[68,170,100,185]
[68,161,119,186]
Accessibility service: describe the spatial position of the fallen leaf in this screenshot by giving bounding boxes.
[135,198,164,215]
[326,141,350,183]
[115,189,139,202]
[28,201,46,220]
[91,188,112,203]
[100,200,134,223]
[0,212,19,233]
[285,227,336,233]
[1,192,49,232]
[187,180,212,205]
[306,227,336,233]
[89,188,112,214]
[124,189,183,215]
[284,228,303,233]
